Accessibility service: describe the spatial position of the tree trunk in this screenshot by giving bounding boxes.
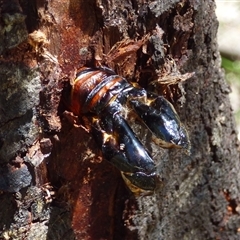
[1,0,240,239]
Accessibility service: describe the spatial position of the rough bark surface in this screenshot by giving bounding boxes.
[0,0,240,239]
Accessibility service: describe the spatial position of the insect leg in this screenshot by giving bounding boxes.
[129,92,190,150]
[121,171,156,194]
[90,112,156,192]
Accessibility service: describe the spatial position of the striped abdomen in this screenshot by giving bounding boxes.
[70,67,132,115]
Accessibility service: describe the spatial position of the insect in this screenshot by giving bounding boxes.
[65,66,190,194]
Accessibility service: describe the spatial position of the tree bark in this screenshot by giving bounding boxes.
[0,0,240,239]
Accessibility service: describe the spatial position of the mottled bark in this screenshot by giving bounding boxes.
[0,0,240,240]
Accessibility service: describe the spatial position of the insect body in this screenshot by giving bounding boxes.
[67,67,189,194]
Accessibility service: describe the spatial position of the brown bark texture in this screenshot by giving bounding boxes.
[0,0,240,239]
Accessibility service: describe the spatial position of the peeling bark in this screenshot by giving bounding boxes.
[0,0,240,239]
